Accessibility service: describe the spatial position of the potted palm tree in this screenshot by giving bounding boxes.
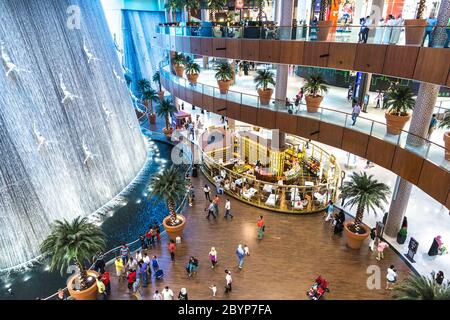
[153,71,165,101]
[185,61,201,84]
[165,0,181,23]
[157,98,177,138]
[340,172,390,249]
[438,112,450,160]
[172,52,185,78]
[393,274,450,299]
[207,0,226,21]
[383,84,415,135]
[303,74,329,113]
[149,165,188,241]
[184,0,200,23]
[404,0,428,45]
[318,0,333,41]
[254,69,275,106]
[142,88,159,124]
[214,61,233,94]
[40,217,106,300]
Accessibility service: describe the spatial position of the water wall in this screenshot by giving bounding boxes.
[0,0,147,270]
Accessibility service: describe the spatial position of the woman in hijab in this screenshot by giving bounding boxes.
[178,288,188,300]
[428,235,442,256]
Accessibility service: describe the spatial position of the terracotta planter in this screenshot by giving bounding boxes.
[148,113,156,124]
[317,21,333,41]
[385,112,411,135]
[217,80,232,94]
[444,132,450,161]
[187,73,199,84]
[174,64,184,77]
[163,127,174,137]
[158,90,165,101]
[343,221,370,249]
[257,88,273,105]
[163,214,186,241]
[135,109,145,119]
[305,95,323,113]
[67,270,99,300]
[404,19,427,46]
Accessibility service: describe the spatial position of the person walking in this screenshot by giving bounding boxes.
[100,271,111,295]
[375,91,383,109]
[213,194,220,216]
[369,227,377,252]
[423,13,438,47]
[236,244,245,269]
[114,256,124,281]
[376,241,389,261]
[324,200,334,222]
[224,270,232,293]
[178,288,188,300]
[428,114,438,139]
[186,256,199,277]
[127,269,136,290]
[162,286,174,300]
[168,239,176,261]
[257,215,265,239]
[209,284,217,297]
[96,277,107,300]
[209,247,218,269]
[386,265,397,290]
[351,103,361,126]
[153,290,163,300]
[224,199,233,219]
[204,184,211,202]
[188,184,195,206]
[151,255,160,272]
[120,243,130,265]
[206,200,216,219]
[244,244,250,256]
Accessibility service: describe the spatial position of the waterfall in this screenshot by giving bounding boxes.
[0,0,147,270]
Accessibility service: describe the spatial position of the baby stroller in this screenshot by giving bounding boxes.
[306,276,330,300]
[154,269,164,280]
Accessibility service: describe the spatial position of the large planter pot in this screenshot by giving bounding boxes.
[385,112,411,135]
[257,88,273,105]
[148,112,156,124]
[158,90,165,101]
[404,19,427,46]
[305,95,323,113]
[217,80,232,94]
[397,233,407,244]
[67,270,99,300]
[444,132,450,161]
[317,20,333,41]
[174,64,184,77]
[163,214,186,241]
[187,73,199,84]
[163,127,174,138]
[344,221,370,249]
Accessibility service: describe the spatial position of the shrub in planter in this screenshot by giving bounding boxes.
[40,217,106,300]
[214,61,233,94]
[142,88,159,124]
[397,227,408,244]
[157,98,177,137]
[149,165,188,241]
[254,69,275,106]
[340,172,391,249]
[382,84,415,135]
[185,60,201,84]
[153,71,165,101]
[302,74,328,113]
[172,52,186,77]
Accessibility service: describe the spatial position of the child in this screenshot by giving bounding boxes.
[244,244,250,256]
[209,284,217,297]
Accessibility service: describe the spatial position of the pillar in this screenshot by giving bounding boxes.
[433,0,450,48]
[384,82,440,237]
[274,0,294,110]
[164,0,170,22]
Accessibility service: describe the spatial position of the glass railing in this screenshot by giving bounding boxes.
[157,24,450,48]
[159,60,450,172]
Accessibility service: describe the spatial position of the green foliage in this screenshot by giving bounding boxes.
[214,61,233,82]
[142,88,159,113]
[398,227,408,237]
[156,98,177,129]
[137,79,151,95]
[254,69,275,91]
[207,0,226,12]
[393,274,450,300]
[340,171,390,229]
[438,112,450,130]
[185,61,201,75]
[40,217,106,277]
[383,84,415,116]
[172,52,186,66]
[152,71,162,92]
[302,74,329,97]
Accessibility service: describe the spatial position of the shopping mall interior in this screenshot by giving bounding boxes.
[0,0,449,302]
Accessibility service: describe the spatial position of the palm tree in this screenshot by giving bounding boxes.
[142,88,159,114]
[152,71,162,93]
[255,0,270,22]
[383,85,415,116]
[156,98,177,130]
[214,61,233,82]
[393,274,450,300]
[319,0,330,21]
[40,217,106,290]
[184,0,200,22]
[137,78,151,99]
[165,0,182,22]
[207,0,226,21]
[149,165,188,225]
[415,0,426,19]
[254,69,275,91]
[172,52,185,66]
[302,74,329,97]
[340,171,390,232]
[185,61,200,75]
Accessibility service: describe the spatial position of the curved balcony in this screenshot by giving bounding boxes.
[159,62,450,209]
[155,25,450,87]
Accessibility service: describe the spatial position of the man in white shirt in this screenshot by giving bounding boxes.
[224,199,233,219]
[203,185,211,202]
[162,286,174,300]
[153,290,163,300]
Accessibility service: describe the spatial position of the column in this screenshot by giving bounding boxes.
[433,0,450,48]
[384,83,440,237]
[274,0,294,109]
[164,0,170,23]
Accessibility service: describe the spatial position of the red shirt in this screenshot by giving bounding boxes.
[168,243,176,253]
[146,230,152,239]
[127,271,136,284]
[101,272,110,286]
[257,219,265,228]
